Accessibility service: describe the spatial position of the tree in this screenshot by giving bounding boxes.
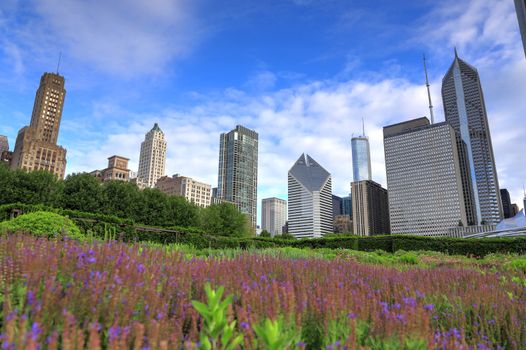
[60,173,103,213]
[167,195,200,227]
[100,180,142,220]
[259,230,271,238]
[200,203,251,237]
[135,188,171,226]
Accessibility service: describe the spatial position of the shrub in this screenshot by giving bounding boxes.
[0,211,83,240]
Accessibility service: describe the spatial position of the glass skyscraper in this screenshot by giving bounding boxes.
[217,125,259,230]
[351,135,372,182]
[442,51,503,225]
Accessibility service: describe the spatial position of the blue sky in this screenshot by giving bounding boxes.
[1,0,525,220]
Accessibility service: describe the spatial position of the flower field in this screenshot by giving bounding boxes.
[1,234,526,349]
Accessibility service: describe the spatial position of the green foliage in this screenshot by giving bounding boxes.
[0,165,62,206]
[200,203,252,238]
[191,283,244,350]
[0,211,83,240]
[253,318,300,350]
[60,173,103,212]
[259,230,271,238]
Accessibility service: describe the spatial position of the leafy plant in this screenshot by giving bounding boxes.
[191,283,244,350]
[0,211,83,240]
[253,318,300,350]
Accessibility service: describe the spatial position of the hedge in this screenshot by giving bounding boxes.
[2,204,526,256]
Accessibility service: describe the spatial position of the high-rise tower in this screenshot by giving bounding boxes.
[11,72,67,178]
[261,197,287,237]
[288,154,333,238]
[441,51,503,225]
[515,0,526,58]
[351,120,372,182]
[217,125,258,229]
[137,123,167,188]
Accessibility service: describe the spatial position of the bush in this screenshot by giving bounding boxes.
[0,211,83,240]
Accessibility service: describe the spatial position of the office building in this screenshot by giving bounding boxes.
[351,134,372,182]
[0,136,8,154]
[351,180,390,236]
[341,195,352,216]
[10,73,67,178]
[515,0,526,58]
[442,51,503,225]
[288,154,333,238]
[156,174,212,207]
[500,189,513,219]
[334,215,352,234]
[90,155,130,182]
[261,197,288,237]
[217,125,258,229]
[384,118,471,236]
[332,195,342,218]
[137,123,167,188]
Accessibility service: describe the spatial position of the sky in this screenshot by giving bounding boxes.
[1,0,525,223]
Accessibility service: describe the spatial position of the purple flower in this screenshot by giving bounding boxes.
[87,256,96,264]
[424,304,434,311]
[26,291,35,306]
[347,312,357,319]
[108,325,120,342]
[240,322,250,329]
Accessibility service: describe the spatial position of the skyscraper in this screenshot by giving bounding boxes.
[137,123,167,188]
[351,180,390,236]
[288,154,333,238]
[500,189,513,219]
[261,197,287,237]
[442,51,503,225]
[217,125,258,229]
[515,0,526,58]
[351,133,372,182]
[0,136,8,154]
[332,195,342,218]
[384,117,471,236]
[341,195,352,216]
[11,72,67,178]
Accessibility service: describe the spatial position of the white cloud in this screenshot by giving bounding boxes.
[0,0,199,76]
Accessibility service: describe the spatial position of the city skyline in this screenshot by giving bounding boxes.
[1,0,526,218]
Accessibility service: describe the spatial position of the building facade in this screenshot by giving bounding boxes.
[0,136,8,154]
[261,197,288,237]
[156,174,212,207]
[351,135,372,182]
[288,154,333,238]
[137,123,167,188]
[11,73,67,178]
[341,195,352,216]
[515,0,526,58]
[217,125,258,229]
[332,195,342,218]
[384,118,471,237]
[442,52,503,225]
[351,180,390,236]
[500,189,513,219]
[90,155,130,182]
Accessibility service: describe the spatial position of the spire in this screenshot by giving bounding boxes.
[362,117,366,136]
[151,123,162,133]
[423,54,435,124]
[56,52,62,74]
[454,47,459,59]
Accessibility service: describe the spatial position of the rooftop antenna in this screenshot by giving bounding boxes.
[362,117,366,137]
[56,52,62,74]
[423,54,435,124]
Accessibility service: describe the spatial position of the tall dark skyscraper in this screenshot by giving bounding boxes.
[217,125,258,229]
[500,189,513,219]
[515,0,526,58]
[442,51,503,225]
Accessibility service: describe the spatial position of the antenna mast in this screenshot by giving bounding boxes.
[423,54,435,124]
[56,52,62,74]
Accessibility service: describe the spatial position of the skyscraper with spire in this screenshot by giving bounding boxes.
[441,50,503,225]
[515,0,526,59]
[351,119,372,182]
[137,123,167,188]
[11,72,67,178]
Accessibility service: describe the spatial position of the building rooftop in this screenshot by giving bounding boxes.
[289,153,331,192]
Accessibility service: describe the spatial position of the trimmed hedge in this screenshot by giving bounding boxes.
[2,204,526,256]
